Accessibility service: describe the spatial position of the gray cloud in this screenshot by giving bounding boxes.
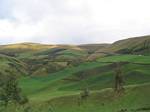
[0,0,150,45]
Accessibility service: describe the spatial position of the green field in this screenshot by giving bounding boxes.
[0,36,150,112]
[98,55,150,64]
[7,54,148,112]
[2,82,150,112]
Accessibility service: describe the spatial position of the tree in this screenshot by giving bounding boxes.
[63,71,90,106]
[143,40,149,49]
[80,88,90,99]
[0,71,28,106]
[114,62,124,93]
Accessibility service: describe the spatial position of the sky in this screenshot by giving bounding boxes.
[0,0,150,45]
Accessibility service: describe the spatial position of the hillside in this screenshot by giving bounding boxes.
[19,55,150,98]
[1,35,150,62]
[0,36,150,112]
[0,54,27,77]
[78,44,110,53]
[106,35,150,54]
[3,83,150,112]
[0,43,89,76]
[47,84,150,112]
[0,35,149,76]
[0,43,85,58]
[89,36,150,60]
[16,54,150,112]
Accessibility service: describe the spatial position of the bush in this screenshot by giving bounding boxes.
[0,71,28,106]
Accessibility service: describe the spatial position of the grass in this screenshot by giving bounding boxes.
[1,54,150,112]
[19,62,108,96]
[47,84,150,112]
[98,54,150,64]
[0,37,150,112]
[19,55,150,102]
[0,54,27,76]
[1,83,150,112]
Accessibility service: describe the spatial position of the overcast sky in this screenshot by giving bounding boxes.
[0,0,150,45]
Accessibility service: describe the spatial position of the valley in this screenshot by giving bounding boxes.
[0,36,150,112]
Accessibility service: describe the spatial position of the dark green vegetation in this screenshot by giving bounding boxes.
[0,36,150,112]
[0,71,28,106]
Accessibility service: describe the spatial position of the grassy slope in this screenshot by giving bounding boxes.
[0,43,87,59]
[0,54,27,76]
[89,36,150,60]
[19,55,150,103]
[102,36,150,54]
[3,84,150,112]
[19,62,107,97]
[0,43,90,76]
[98,54,150,64]
[47,84,150,112]
[78,44,110,53]
[1,36,150,112]
[0,55,149,112]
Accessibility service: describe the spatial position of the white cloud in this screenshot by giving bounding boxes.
[0,0,150,44]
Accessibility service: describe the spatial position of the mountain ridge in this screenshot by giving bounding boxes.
[0,35,150,76]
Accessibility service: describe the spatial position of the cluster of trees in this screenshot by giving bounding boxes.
[0,71,28,107]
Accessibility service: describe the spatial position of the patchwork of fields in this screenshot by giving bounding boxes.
[0,36,150,112]
[17,55,150,112]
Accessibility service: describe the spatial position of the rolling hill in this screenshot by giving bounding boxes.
[89,35,150,60]
[78,44,110,53]
[0,43,89,76]
[0,54,27,77]
[0,35,150,112]
[105,35,150,54]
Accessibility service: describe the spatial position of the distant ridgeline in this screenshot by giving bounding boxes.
[0,35,149,76]
[0,36,150,112]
